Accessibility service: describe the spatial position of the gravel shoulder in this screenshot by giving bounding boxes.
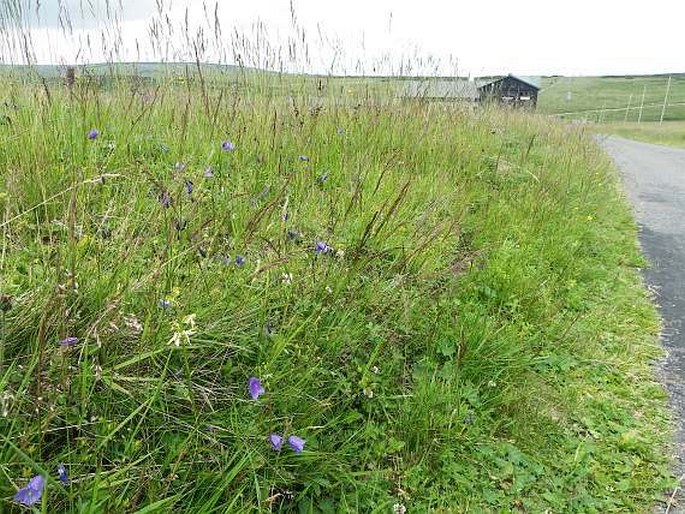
[600,135,685,511]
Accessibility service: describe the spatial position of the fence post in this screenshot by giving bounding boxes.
[65,66,75,90]
[660,76,672,125]
[624,94,632,122]
[638,85,646,123]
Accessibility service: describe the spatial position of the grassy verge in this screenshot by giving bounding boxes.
[0,76,674,512]
[596,121,685,148]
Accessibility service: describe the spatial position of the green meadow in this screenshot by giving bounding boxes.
[0,70,674,512]
[594,121,685,148]
[539,74,685,123]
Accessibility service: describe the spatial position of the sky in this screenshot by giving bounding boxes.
[2,0,683,76]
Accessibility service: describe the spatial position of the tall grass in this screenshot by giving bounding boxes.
[0,1,675,512]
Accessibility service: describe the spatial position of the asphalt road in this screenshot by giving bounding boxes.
[600,135,685,510]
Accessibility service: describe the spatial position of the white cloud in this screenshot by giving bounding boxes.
[5,0,684,75]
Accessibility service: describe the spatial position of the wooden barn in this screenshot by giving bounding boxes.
[477,75,540,108]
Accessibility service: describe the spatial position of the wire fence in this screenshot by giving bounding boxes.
[554,100,685,123]
[543,75,685,124]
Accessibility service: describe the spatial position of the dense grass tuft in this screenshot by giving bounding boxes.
[0,74,674,512]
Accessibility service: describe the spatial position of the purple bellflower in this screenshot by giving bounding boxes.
[60,336,78,346]
[57,464,69,485]
[221,141,235,151]
[287,435,306,454]
[248,377,265,400]
[269,434,283,451]
[13,475,45,506]
[87,129,99,140]
[235,255,246,266]
[314,241,332,254]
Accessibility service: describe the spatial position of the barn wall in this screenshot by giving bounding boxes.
[479,77,538,108]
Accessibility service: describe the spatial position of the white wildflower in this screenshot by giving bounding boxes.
[123,314,143,334]
[1,391,14,418]
[168,314,197,347]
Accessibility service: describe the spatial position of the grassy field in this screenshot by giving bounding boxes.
[539,74,685,123]
[538,74,685,148]
[595,121,685,148]
[0,71,674,512]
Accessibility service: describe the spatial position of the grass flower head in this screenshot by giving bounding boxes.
[159,191,172,208]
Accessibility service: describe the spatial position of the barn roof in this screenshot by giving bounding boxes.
[516,76,542,89]
[478,75,541,91]
[401,78,486,100]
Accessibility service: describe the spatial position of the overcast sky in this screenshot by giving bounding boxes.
[3,0,683,76]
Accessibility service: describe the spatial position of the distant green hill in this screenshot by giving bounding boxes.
[1,64,683,122]
[0,62,250,80]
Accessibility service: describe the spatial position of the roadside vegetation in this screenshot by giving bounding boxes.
[595,121,685,148]
[0,1,677,512]
[0,71,674,512]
